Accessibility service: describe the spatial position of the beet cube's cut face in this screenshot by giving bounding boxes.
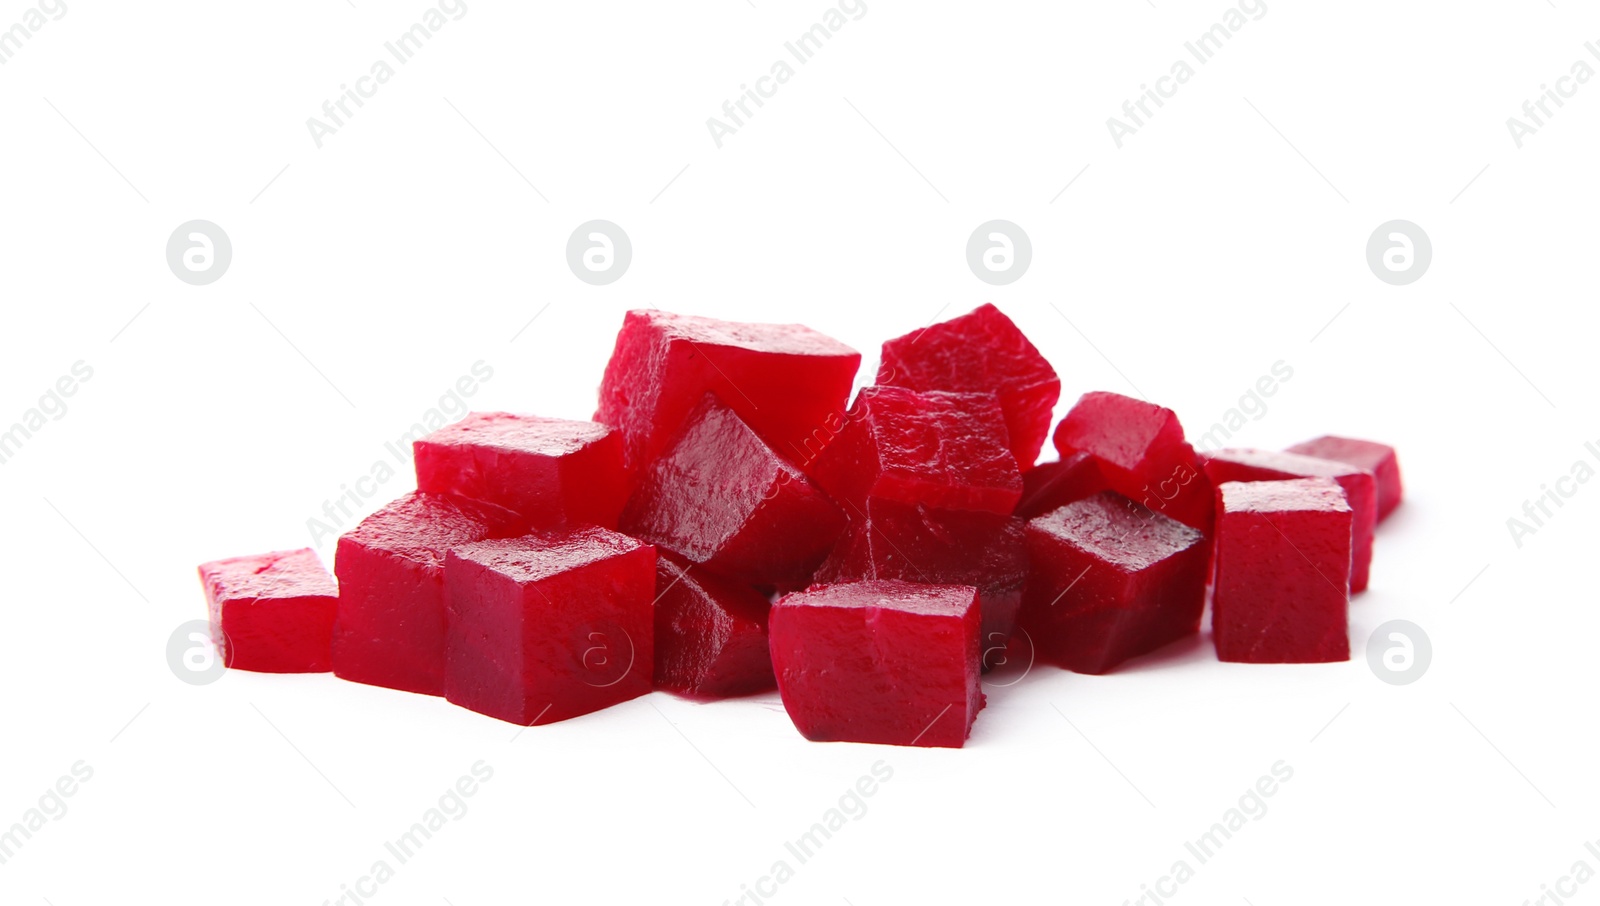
[1015,451,1108,520]
[1212,479,1352,664]
[768,580,984,748]
[620,395,845,589]
[653,553,775,699]
[446,528,656,725]
[810,386,1021,516]
[198,548,338,673]
[333,492,526,696]
[414,412,627,530]
[1285,435,1403,522]
[876,303,1061,472]
[1017,492,1209,674]
[1051,391,1212,531]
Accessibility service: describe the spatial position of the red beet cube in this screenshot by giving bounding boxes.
[198,548,337,673]
[596,310,860,477]
[877,303,1061,471]
[653,552,775,699]
[619,395,846,589]
[812,499,1027,655]
[414,412,626,530]
[1015,451,1108,520]
[1016,492,1209,674]
[1212,479,1352,663]
[444,528,655,725]
[810,386,1021,516]
[333,492,526,696]
[1202,448,1376,592]
[1052,391,1212,531]
[769,580,983,748]
[1286,435,1403,522]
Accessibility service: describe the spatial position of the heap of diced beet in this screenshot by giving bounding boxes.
[1015,450,1108,519]
[1286,435,1403,522]
[769,580,983,748]
[1052,392,1212,531]
[198,548,338,673]
[1212,478,1352,663]
[1202,447,1376,592]
[653,552,776,699]
[414,412,627,530]
[445,527,656,724]
[877,303,1061,471]
[333,491,526,696]
[1017,492,1210,674]
[620,394,845,589]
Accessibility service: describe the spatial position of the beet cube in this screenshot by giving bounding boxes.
[1051,391,1212,531]
[619,395,846,589]
[1286,435,1403,522]
[1212,479,1352,663]
[1015,451,1108,520]
[414,412,626,530]
[445,528,656,724]
[1202,448,1376,592]
[596,310,860,477]
[769,580,983,748]
[1016,492,1209,674]
[653,552,776,699]
[809,386,1021,516]
[877,303,1061,471]
[333,492,526,696]
[197,548,337,673]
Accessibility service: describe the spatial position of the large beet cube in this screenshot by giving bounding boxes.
[1015,451,1108,519]
[877,303,1061,471]
[198,548,337,673]
[1052,391,1212,531]
[619,395,846,589]
[653,552,776,699]
[1202,447,1376,592]
[1286,435,1403,522]
[596,310,860,477]
[445,528,655,725]
[1213,479,1352,663]
[333,492,525,696]
[810,386,1021,515]
[770,580,983,748]
[1016,492,1209,674]
[414,412,626,530]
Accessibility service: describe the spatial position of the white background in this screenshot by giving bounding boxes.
[2,2,1597,904]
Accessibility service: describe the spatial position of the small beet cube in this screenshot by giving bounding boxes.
[877,303,1061,471]
[198,548,337,673]
[769,580,983,748]
[1212,479,1352,663]
[1285,435,1403,522]
[333,492,525,696]
[596,310,861,477]
[414,412,626,530]
[1052,391,1212,531]
[1016,492,1209,674]
[445,528,655,724]
[1015,451,1108,519]
[619,395,846,589]
[810,386,1021,516]
[1202,448,1376,592]
[653,552,776,699]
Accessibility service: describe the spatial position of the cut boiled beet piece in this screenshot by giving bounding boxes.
[1016,491,1209,674]
[596,310,860,477]
[769,580,983,748]
[444,528,655,725]
[1015,451,1108,520]
[1212,479,1352,663]
[619,395,846,589]
[1285,435,1403,522]
[414,412,626,530]
[812,499,1026,661]
[1202,447,1376,593]
[653,552,776,699]
[333,491,526,696]
[809,386,1021,516]
[1051,391,1212,531]
[198,548,338,673]
[876,303,1061,471]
